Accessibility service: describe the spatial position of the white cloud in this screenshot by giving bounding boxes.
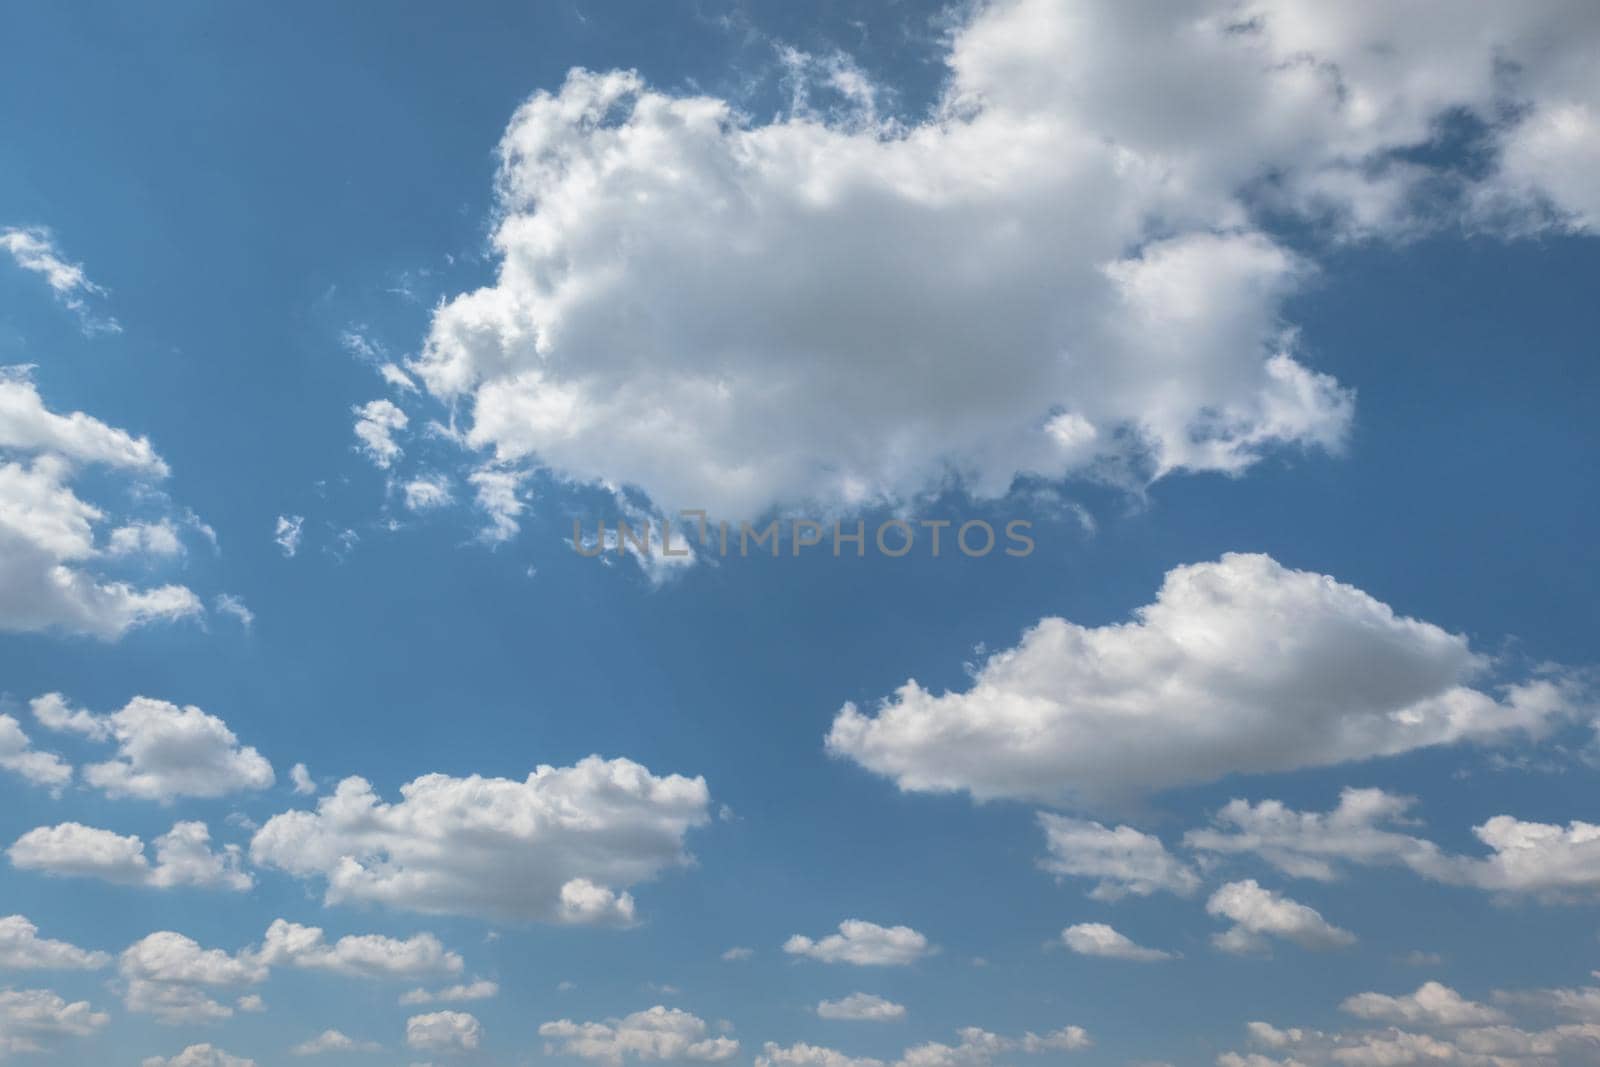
[720,947,753,962]
[817,993,907,1022]
[403,476,453,511]
[0,987,110,1058]
[274,514,303,557]
[213,593,254,629]
[538,1006,739,1064]
[827,554,1582,804]
[406,1,1600,526]
[258,919,463,980]
[755,1043,885,1067]
[120,931,267,1024]
[1188,790,1600,898]
[36,695,277,802]
[1059,923,1172,962]
[1207,880,1356,954]
[140,1045,256,1067]
[1186,788,1448,882]
[399,980,498,1006]
[289,762,315,795]
[28,692,111,740]
[784,920,933,967]
[8,821,252,892]
[0,368,203,638]
[380,362,419,393]
[291,1030,383,1056]
[353,399,408,469]
[0,713,71,790]
[467,466,525,542]
[0,227,120,333]
[757,1026,1091,1067]
[1037,813,1200,900]
[406,1010,482,1054]
[1341,982,1508,1027]
[0,915,110,970]
[249,755,710,923]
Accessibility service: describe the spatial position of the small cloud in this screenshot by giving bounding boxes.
[274,515,304,558]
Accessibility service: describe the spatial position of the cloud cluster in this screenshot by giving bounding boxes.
[1188,789,1600,898]
[1037,814,1200,900]
[0,987,110,1058]
[757,1024,1090,1067]
[0,369,202,637]
[405,1010,482,1054]
[9,821,251,892]
[29,694,275,802]
[1206,880,1356,954]
[539,1006,738,1064]
[396,0,1600,529]
[0,915,110,971]
[1219,981,1600,1066]
[828,554,1582,803]
[249,755,711,923]
[784,920,933,967]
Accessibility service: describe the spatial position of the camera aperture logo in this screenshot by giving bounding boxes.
[572,511,1034,560]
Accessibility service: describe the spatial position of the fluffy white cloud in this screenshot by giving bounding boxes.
[1037,813,1200,900]
[31,695,275,802]
[140,1045,256,1067]
[1220,983,1600,1067]
[291,1030,383,1056]
[289,762,315,795]
[755,1043,885,1067]
[720,947,753,962]
[1207,880,1355,954]
[0,713,70,790]
[407,1,1600,526]
[1341,982,1508,1028]
[119,931,267,1024]
[0,915,109,970]
[258,919,463,980]
[399,980,498,1006]
[406,1010,482,1054]
[0,987,110,1058]
[828,554,1581,804]
[9,821,252,891]
[538,1006,738,1064]
[817,993,907,1022]
[784,921,933,967]
[1186,788,1448,882]
[758,1026,1091,1067]
[353,399,408,469]
[0,369,202,638]
[249,755,710,923]
[1188,790,1600,898]
[1059,923,1172,962]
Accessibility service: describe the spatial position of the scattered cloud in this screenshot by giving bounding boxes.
[817,993,907,1022]
[538,1006,739,1064]
[9,821,252,891]
[784,921,933,967]
[828,554,1583,804]
[249,755,710,923]
[405,1010,482,1054]
[1207,880,1356,954]
[1059,923,1172,962]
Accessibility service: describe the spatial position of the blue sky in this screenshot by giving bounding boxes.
[1,2,1599,1066]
